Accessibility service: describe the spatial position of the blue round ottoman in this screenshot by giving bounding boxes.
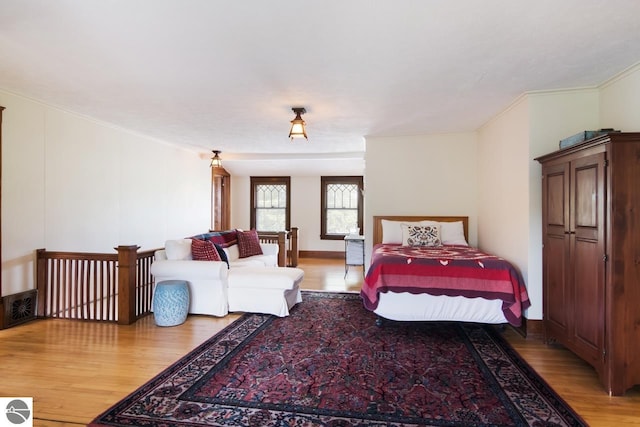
[153,280,190,327]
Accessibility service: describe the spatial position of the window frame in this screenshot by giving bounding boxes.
[320,176,364,240]
[250,176,291,232]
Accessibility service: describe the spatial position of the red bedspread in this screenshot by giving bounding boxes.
[360,244,531,326]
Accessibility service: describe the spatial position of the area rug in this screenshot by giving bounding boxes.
[89,291,585,427]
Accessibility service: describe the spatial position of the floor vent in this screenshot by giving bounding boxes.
[1,290,38,329]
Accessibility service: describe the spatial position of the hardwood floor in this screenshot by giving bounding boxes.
[1,258,638,426]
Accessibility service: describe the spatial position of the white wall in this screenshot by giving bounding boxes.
[364,132,479,265]
[477,89,600,320]
[477,95,530,291]
[527,89,601,320]
[600,64,640,132]
[1,90,211,296]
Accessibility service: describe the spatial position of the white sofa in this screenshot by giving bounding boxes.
[153,238,279,268]
[150,237,303,317]
[151,255,229,316]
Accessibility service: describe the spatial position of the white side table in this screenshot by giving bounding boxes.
[344,234,365,277]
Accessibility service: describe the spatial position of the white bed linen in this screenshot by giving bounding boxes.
[373,291,507,324]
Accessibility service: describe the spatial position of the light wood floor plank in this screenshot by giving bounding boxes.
[0,258,638,426]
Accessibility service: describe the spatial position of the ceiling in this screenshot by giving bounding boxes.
[1,1,640,175]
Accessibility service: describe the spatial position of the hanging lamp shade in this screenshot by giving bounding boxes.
[210,150,222,168]
[289,107,308,140]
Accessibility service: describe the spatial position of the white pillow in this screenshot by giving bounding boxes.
[381,219,469,246]
[165,239,193,260]
[223,244,240,262]
[381,220,425,244]
[440,221,468,246]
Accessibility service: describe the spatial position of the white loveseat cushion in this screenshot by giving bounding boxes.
[227,267,304,317]
[223,244,279,267]
[228,267,304,289]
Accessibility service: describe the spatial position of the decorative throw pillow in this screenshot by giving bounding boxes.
[191,238,222,261]
[237,229,263,258]
[401,224,442,247]
[214,243,230,268]
[206,230,238,248]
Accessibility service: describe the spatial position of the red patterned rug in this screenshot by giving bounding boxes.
[89,291,585,427]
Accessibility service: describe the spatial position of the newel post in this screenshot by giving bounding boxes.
[117,245,140,325]
[277,232,286,268]
[35,248,47,317]
[290,227,299,267]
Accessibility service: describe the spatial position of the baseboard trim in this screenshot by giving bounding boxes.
[523,319,544,341]
[299,250,344,259]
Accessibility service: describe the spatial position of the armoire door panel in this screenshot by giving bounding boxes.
[571,153,604,234]
[571,236,605,363]
[544,163,570,230]
[569,151,606,369]
[541,161,570,342]
[544,234,569,332]
[546,172,567,227]
[573,166,598,228]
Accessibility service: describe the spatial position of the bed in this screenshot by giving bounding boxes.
[360,215,530,327]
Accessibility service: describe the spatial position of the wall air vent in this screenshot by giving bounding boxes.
[1,290,37,329]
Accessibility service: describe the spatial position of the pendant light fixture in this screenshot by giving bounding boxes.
[288,107,308,140]
[210,150,222,168]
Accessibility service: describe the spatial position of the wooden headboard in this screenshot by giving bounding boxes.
[372,215,469,245]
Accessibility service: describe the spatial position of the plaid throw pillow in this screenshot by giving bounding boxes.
[237,229,263,258]
[206,230,238,248]
[191,238,222,261]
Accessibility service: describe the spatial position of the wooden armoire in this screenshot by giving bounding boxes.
[535,132,640,396]
[211,165,231,231]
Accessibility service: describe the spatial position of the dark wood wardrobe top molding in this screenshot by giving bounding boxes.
[534,132,640,163]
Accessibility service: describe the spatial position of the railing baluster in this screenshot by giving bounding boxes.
[72,259,78,319]
[92,260,99,320]
[62,259,68,318]
[105,260,110,321]
[56,259,62,317]
[110,261,117,322]
[81,259,88,320]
